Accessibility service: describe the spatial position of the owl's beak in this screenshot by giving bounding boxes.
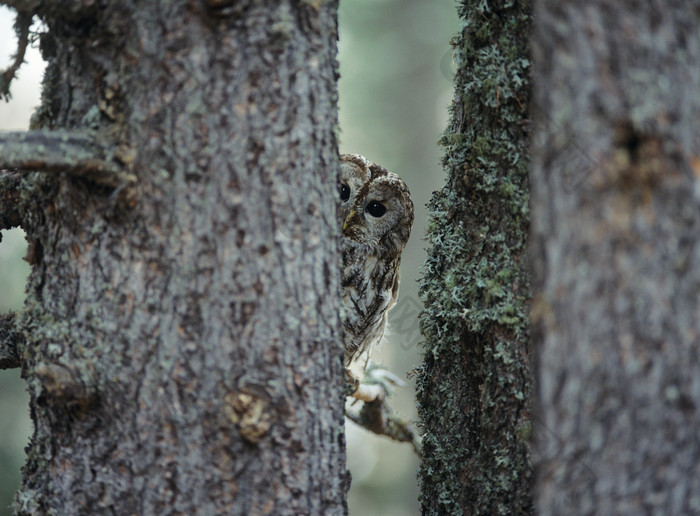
[343,210,357,231]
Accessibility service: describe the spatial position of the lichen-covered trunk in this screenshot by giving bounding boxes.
[417,1,533,514]
[531,1,700,514]
[1,1,346,514]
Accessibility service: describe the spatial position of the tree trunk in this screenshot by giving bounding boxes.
[531,1,700,514]
[417,1,533,514]
[0,1,346,514]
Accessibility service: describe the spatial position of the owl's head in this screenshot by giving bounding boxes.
[338,154,414,256]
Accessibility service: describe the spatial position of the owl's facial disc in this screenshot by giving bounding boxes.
[342,196,394,244]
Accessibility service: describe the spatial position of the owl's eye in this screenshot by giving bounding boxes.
[366,201,386,218]
[339,183,351,202]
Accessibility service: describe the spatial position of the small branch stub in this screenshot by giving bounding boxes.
[224,390,272,444]
[34,361,99,411]
[0,130,136,188]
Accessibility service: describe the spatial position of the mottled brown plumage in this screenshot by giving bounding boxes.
[338,154,414,389]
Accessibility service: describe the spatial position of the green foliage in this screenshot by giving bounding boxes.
[417,0,533,514]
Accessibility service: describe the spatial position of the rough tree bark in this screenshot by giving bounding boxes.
[0,1,347,514]
[531,1,700,514]
[418,1,533,514]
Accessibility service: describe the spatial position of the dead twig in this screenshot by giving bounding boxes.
[0,8,33,101]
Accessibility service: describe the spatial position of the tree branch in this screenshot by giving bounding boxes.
[2,1,100,23]
[346,365,422,455]
[347,399,422,458]
[0,130,136,187]
[0,1,40,10]
[0,8,33,101]
[0,312,22,369]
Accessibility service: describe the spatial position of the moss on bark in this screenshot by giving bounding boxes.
[418,1,533,514]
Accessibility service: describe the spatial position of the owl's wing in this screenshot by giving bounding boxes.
[345,267,400,383]
[386,265,401,314]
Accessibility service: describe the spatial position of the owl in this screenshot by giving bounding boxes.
[338,154,414,398]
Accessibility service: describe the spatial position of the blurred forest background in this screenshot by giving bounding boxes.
[0,2,459,514]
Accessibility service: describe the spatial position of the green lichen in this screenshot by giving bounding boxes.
[417,0,533,514]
